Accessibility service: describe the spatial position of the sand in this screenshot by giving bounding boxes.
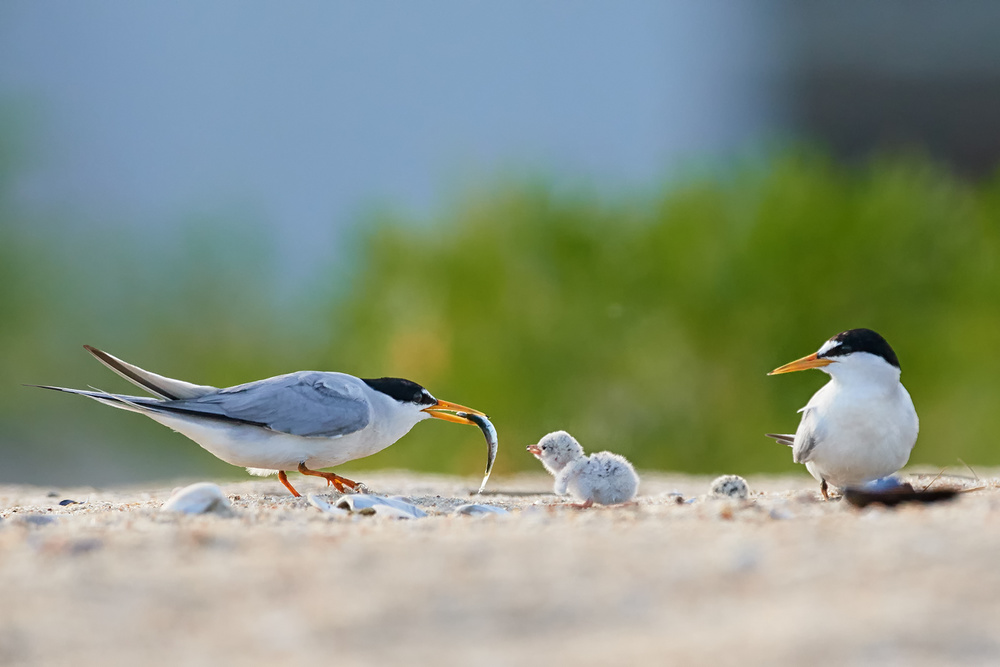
[1,470,999,667]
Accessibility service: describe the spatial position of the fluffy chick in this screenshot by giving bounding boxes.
[709,474,749,500]
[526,430,639,507]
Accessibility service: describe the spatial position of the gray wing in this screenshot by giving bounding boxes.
[790,405,823,463]
[168,371,371,438]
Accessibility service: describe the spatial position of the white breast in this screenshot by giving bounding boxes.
[797,377,918,488]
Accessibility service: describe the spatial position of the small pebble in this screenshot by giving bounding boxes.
[69,538,103,554]
[11,514,57,526]
[861,476,906,491]
[794,490,818,503]
[710,475,749,500]
[453,503,510,517]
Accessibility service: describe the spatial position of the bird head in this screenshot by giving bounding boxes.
[527,430,584,475]
[768,328,902,384]
[362,377,486,424]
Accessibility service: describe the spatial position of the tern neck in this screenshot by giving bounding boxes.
[825,352,902,393]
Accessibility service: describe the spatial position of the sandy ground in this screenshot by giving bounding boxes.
[1,469,999,667]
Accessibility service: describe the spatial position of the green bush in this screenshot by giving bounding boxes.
[319,151,1000,476]
[2,149,998,483]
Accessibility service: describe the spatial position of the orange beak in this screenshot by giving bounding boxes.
[768,352,834,375]
[422,399,487,425]
[526,444,542,456]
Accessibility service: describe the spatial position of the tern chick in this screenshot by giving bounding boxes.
[33,346,486,497]
[526,430,639,508]
[767,328,919,500]
[710,474,749,500]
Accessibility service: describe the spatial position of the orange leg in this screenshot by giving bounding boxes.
[570,499,595,509]
[297,462,362,493]
[278,470,301,497]
[820,479,830,501]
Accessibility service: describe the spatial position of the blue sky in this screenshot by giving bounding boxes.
[1,2,788,281]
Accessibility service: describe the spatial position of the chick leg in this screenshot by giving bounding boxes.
[570,499,595,509]
[297,462,362,493]
[820,479,829,501]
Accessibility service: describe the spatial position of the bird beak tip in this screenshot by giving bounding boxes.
[769,352,832,375]
[422,399,487,425]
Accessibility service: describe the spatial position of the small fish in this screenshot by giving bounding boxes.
[458,412,498,494]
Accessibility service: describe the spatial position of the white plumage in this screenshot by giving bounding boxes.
[35,346,486,496]
[527,430,639,507]
[768,328,919,499]
[710,474,749,499]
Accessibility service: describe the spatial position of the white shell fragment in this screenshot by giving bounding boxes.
[334,494,427,519]
[453,503,510,517]
[161,482,233,515]
[306,494,351,516]
[710,475,750,500]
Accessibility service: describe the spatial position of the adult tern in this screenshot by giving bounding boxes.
[35,346,486,496]
[766,328,919,499]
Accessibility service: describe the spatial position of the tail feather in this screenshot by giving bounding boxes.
[28,384,160,414]
[31,383,270,429]
[765,433,796,448]
[83,345,216,400]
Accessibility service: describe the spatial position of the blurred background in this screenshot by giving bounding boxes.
[2,2,999,486]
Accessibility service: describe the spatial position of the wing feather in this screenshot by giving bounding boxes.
[791,405,824,463]
[176,371,371,438]
[84,345,217,400]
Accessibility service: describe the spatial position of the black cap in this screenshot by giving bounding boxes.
[819,328,900,369]
[362,377,436,405]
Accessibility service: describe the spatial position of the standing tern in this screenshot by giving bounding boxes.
[766,328,919,499]
[34,346,486,496]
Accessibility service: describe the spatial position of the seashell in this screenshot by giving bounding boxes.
[306,494,351,516]
[161,482,233,515]
[335,494,427,518]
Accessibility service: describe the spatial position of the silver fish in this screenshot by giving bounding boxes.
[458,412,498,493]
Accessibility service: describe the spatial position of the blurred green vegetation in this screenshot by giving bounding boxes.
[2,147,999,485]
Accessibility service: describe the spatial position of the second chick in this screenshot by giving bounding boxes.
[527,430,639,507]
